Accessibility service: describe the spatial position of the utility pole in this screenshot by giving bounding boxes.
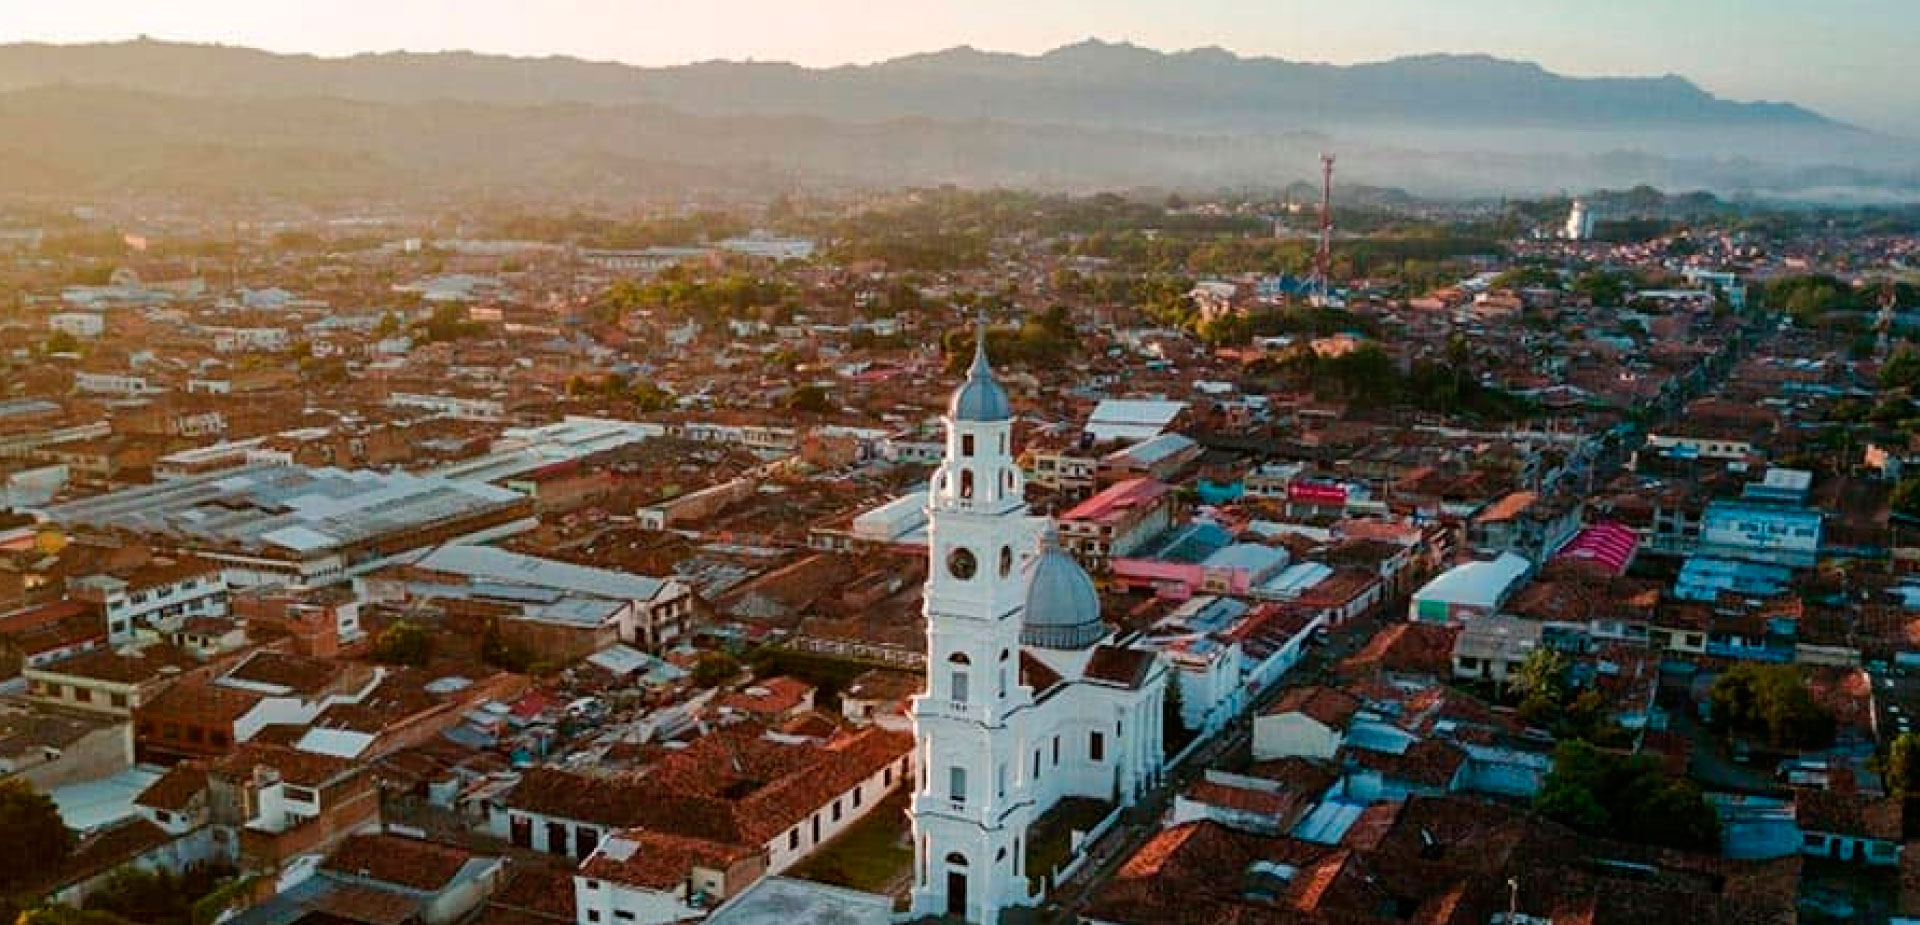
[1314,154,1336,307]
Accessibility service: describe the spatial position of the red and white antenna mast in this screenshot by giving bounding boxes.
[1314,153,1335,306]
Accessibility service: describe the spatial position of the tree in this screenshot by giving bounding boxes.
[1535,740,1719,852]
[692,652,742,688]
[1884,347,1920,391]
[1707,664,1835,750]
[1895,479,1920,519]
[81,863,236,925]
[370,621,433,668]
[1510,648,1571,703]
[787,386,834,414]
[15,907,135,925]
[1888,732,1920,795]
[1571,270,1631,307]
[0,779,75,891]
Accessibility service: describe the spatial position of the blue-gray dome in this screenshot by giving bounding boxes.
[948,328,1011,422]
[1022,533,1105,650]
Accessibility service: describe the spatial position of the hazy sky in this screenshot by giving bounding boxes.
[8,0,1917,134]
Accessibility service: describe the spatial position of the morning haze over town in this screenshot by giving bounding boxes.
[1,3,1919,925]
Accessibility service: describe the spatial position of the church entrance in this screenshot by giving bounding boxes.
[946,871,968,918]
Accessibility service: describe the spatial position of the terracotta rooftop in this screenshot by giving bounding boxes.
[1796,788,1903,841]
[580,829,758,890]
[30,640,196,684]
[506,727,911,849]
[222,649,349,695]
[1083,645,1157,689]
[134,760,211,812]
[212,742,362,788]
[137,673,264,726]
[1338,622,1458,680]
[1264,685,1363,730]
[322,832,479,893]
[716,675,815,717]
[483,865,577,923]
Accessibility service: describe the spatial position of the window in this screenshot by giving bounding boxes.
[284,785,317,803]
[1090,732,1105,762]
[1052,736,1060,766]
[853,785,862,808]
[997,763,1006,799]
[951,670,970,704]
[883,768,893,787]
[960,469,975,499]
[832,799,843,822]
[789,828,800,851]
[1033,750,1042,779]
[962,434,975,457]
[584,880,600,890]
[586,912,601,923]
[947,547,977,581]
[949,766,968,804]
[615,913,635,922]
[110,693,127,709]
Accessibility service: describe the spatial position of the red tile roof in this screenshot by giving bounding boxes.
[135,760,210,811]
[322,832,479,892]
[580,829,758,890]
[485,864,577,922]
[30,641,195,684]
[1341,739,1468,788]
[1084,645,1157,689]
[1264,686,1363,730]
[137,674,263,726]
[1338,622,1458,680]
[1796,788,1903,841]
[717,676,815,717]
[507,727,911,849]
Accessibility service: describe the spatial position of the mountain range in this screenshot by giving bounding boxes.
[0,38,1910,200]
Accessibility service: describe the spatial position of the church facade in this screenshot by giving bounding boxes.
[909,332,1169,924]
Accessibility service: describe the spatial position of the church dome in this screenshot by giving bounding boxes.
[948,327,1011,422]
[1022,532,1105,650]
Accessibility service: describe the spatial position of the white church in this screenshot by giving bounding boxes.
[909,331,1170,924]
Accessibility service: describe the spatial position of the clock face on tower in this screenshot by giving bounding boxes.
[947,547,978,581]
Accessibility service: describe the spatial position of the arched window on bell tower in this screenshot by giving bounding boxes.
[948,651,971,704]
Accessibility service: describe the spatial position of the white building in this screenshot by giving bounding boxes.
[1565,199,1596,241]
[401,544,695,651]
[208,327,291,353]
[1408,553,1532,625]
[70,561,229,644]
[49,313,105,339]
[387,392,507,421]
[717,232,816,261]
[909,333,1169,925]
[73,372,160,396]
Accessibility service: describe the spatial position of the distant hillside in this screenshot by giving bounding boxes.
[0,40,1911,200]
[0,85,1904,202]
[0,38,1842,133]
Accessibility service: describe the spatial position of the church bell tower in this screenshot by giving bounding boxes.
[909,326,1040,924]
